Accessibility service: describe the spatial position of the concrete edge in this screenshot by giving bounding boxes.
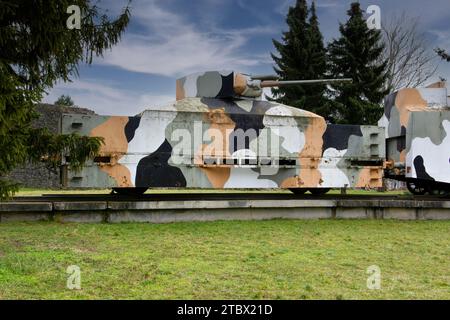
[1,199,450,223]
[107,199,337,211]
[0,202,53,213]
[53,201,107,211]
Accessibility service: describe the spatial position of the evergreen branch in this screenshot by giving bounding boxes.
[435,48,450,62]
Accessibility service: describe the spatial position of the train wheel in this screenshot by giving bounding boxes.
[309,188,331,195]
[289,188,307,195]
[112,188,148,196]
[406,182,427,195]
[426,187,450,196]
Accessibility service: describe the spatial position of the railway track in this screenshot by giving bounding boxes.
[10,192,449,202]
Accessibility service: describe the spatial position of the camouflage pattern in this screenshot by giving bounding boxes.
[62,71,385,190]
[379,81,450,184]
[176,70,263,100]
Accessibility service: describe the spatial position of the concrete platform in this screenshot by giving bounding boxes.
[1,198,450,223]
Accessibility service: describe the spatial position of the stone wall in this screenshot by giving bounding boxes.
[7,104,96,189]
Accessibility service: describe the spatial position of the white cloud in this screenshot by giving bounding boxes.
[274,0,291,15]
[43,79,173,116]
[43,0,279,115]
[429,30,450,48]
[98,0,275,77]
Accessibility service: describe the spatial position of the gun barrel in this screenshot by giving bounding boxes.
[260,78,352,88]
[250,74,279,81]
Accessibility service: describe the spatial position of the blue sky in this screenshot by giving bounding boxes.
[44,0,450,115]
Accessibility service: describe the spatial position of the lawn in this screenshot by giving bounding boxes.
[0,220,448,300]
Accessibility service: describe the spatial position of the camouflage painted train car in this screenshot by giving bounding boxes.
[61,71,386,195]
[379,81,450,195]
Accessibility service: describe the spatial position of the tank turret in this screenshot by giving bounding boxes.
[176,71,352,100]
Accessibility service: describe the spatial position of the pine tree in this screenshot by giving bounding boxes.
[0,1,130,199]
[304,1,328,117]
[271,0,328,117]
[435,48,450,62]
[327,2,388,125]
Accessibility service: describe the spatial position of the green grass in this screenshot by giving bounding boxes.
[0,220,448,300]
[16,188,114,196]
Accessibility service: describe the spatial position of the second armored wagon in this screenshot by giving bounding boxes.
[380,81,450,195]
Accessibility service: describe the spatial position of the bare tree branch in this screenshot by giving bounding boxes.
[380,12,439,91]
